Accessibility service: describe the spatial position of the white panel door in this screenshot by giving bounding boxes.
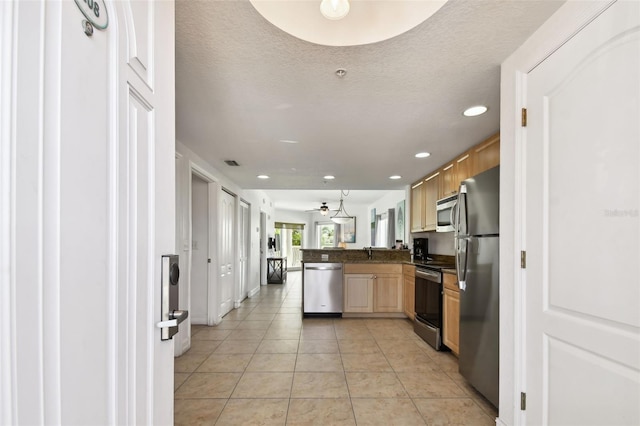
[2,1,174,424]
[239,201,250,302]
[525,2,640,424]
[220,190,236,316]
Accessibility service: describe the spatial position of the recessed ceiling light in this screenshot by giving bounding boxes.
[257,175,270,179]
[324,175,335,180]
[463,105,488,117]
[279,139,299,144]
[389,175,402,180]
[415,152,431,158]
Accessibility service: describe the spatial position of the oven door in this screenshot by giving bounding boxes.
[414,267,443,350]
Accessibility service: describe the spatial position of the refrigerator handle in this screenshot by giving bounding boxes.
[456,237,469,291]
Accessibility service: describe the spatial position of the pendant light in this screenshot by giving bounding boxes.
[331,190,353,224]
[320,0,350,20]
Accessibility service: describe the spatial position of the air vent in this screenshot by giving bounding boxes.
[224,160,240,166]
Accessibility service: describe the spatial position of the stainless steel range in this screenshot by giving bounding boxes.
[413,261,453,350]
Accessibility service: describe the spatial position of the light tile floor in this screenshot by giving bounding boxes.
[175,271,498,425]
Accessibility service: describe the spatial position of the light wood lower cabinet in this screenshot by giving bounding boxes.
[343,264,403,314]
[442,273,460,355]
[403,264,416,320]
[373,274,403,312]
[343,274,374,313]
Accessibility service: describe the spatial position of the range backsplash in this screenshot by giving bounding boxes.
[412,231,455,256]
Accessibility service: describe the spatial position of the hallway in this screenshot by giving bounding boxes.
[174,272,497,425]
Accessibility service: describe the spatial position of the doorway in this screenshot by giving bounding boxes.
[190,174,209,324]
[219,189,236,316]
[238,200,250,306]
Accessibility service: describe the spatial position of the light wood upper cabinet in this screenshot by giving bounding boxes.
[442,273,460,355]
[409,133,499,234]
[403,264,416,320]
[456,152,473,186]
[441,151,474,198]
[472,133,500,176]
[440,162,457,198]
[423,172,440,231]
[410,181,425,232]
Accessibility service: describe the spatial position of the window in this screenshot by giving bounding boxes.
[316,222,338,248]
[375,214,388,248]
[274,222,304,269]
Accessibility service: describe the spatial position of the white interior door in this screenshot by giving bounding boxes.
[524,2,640,424]
[2,1,175,424]
[239,201,250,304]
[219,189,236,316]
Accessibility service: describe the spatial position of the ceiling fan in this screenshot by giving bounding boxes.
[305,202,336,216]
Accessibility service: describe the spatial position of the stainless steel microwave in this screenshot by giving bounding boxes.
[436,194,457,232]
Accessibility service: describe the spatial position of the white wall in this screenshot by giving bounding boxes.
[241,190,276,287]
[175,142,274,336]
[411,230,455,256]
[367,190,408,247]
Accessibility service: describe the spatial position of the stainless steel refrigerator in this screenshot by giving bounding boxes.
[455,165,499,408]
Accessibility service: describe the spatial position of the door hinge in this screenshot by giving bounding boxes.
[521,392,527,410]
[521,108,527,127]
[208,258,212,263]
[520,251,526,269]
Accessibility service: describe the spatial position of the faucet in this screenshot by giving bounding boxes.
[364,247,372,260]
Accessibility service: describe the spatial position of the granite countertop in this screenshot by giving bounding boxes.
[442,268,457,275]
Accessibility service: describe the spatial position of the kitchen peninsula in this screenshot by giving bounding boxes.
[301,248,412,318]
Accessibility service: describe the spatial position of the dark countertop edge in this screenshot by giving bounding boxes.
[301,260,408,264]
[300,260,458,269]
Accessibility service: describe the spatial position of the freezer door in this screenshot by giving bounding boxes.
[458,236,499,407]
[463,166,499,236]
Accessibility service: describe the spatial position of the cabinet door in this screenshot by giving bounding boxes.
[343,274,374,313]
[410,181,425,232]
[443,288,460,355]
[373,274,403,313]
[472,133,500,175]
[456,152,473,186]
[423,172,440,231]
[403,275,415,320]
[440,163,457,198]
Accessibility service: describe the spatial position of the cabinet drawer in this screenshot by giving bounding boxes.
[443,272,459,292]
[344,263,402,275]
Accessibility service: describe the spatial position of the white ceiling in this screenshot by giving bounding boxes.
[175,0,564,209]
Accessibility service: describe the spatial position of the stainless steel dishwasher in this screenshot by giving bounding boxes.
[303,263,343,315]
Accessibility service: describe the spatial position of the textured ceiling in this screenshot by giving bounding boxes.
[175,0,564,205]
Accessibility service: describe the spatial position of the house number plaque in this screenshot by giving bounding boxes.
[74,0,109,30]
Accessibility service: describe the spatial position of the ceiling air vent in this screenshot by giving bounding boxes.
[224,160,240,166]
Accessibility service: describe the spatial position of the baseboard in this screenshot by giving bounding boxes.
[495,417,507,426]
[247,286,261,298]
[191,315,208,325]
